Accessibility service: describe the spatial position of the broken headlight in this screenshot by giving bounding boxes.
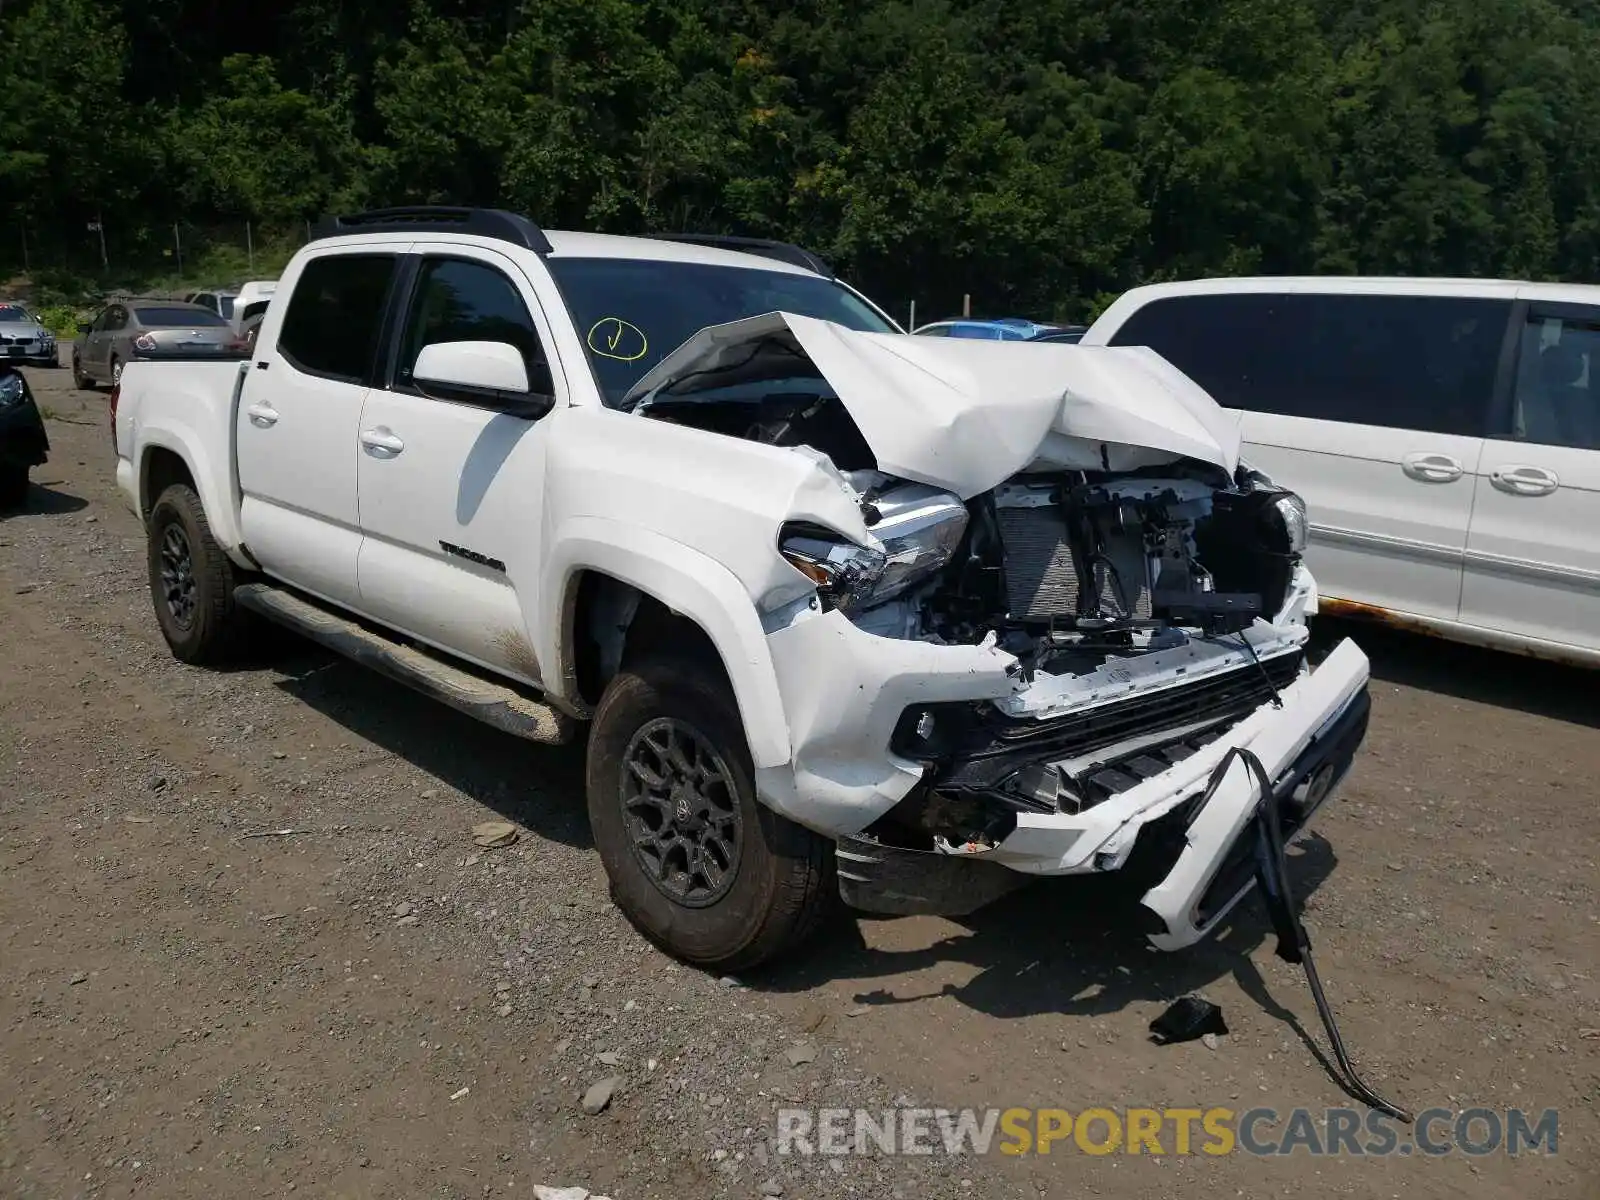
[1266,491,1308,555]
[780,483,969,612]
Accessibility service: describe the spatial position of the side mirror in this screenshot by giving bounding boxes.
[77,322,91,334]
[413,340,554,418]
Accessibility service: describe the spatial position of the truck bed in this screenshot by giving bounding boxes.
[114,356,253,553]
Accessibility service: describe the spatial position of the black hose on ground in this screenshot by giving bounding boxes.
[1205,745,1415,1123]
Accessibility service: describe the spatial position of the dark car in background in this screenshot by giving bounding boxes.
[71,301,242,389]
[0,366,49,509]
[0,303,60,367]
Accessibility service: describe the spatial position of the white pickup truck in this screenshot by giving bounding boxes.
[113,207,1373,970]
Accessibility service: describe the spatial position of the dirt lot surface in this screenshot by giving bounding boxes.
[1,366,1595,1200]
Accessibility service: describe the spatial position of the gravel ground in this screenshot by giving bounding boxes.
[1,368,1595,1199]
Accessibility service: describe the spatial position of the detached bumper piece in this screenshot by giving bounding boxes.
[1187,686,1369,932]
[1139,641,1370,949]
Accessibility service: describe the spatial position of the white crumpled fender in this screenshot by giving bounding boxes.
[624,312,1242,497]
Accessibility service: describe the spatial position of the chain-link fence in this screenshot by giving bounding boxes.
[3,218,315,302]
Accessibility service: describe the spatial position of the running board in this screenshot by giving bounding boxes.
[234,582,574,745]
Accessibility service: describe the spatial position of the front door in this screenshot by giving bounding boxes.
[1460,300,1600,653]
[355,247,564,684]
[235,250,401,607]
[87,306,124,373]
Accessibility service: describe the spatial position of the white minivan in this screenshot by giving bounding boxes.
[1082,277,1600,666]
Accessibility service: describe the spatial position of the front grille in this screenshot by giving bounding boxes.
[997,505,1151,621]
[930,651,1305,806]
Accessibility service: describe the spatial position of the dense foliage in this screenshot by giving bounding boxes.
[4,0,1599,318]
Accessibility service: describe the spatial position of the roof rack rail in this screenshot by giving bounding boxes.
[310,207,553,254]
[649,233,832,277]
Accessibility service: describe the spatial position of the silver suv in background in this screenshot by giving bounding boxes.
[184,290,238,322]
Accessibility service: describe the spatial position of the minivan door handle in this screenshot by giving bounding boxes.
[1401,452,1464,483]
[360,427,405,457]
[1490,464,1559,497]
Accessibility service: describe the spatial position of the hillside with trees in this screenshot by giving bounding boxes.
[3,0,1599,319]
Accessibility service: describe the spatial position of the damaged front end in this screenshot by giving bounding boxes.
[626,313,1372,949]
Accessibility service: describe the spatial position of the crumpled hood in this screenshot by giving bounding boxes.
[624,312,1241,497]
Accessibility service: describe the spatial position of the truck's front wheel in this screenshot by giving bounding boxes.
[146,484,249,664]
[586,656,835,971]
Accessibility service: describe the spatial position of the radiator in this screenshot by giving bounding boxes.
[997,506,1151,621]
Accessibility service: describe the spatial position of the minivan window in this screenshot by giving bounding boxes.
[277,255,396,383]
[1109,292,1511,438]
[1512,310,1600,450]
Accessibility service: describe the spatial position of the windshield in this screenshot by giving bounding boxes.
[545,257,895,406]
[0,305,33,324]
[134,306,230,327]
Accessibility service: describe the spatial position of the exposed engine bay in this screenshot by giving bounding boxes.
[639,388,1308,678]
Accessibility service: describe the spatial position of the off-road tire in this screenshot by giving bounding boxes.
[146,483,249,664]
[110,356,123,387]
[0,464,27,510]
[586,656,836,971]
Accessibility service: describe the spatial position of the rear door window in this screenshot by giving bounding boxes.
[277,254,397,384]
[1110,292,1509,437]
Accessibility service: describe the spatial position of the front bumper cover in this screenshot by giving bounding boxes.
[2,342,58,367]
[774,609,1369,949]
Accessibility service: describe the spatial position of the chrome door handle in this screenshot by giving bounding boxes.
[1401,452,1463,483]
[1490,465,1559,497]
[244,402,278,428]
[360,427,405,457]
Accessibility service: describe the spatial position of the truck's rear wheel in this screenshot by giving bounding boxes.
[586,656,835,971]
[146,483,249,664]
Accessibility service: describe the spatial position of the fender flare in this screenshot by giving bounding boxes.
[541,517,792,769]
[136,421,248,560]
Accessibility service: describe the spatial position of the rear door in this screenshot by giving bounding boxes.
[1106,291,1508,623]
[1459,299,1600,652]
[235,250,401,606]
[354,245,565,682]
